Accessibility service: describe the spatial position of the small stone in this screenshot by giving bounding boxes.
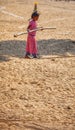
[51,58,55,61]
[67,106,71,110]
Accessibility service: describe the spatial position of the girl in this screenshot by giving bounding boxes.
[25,12,40,58]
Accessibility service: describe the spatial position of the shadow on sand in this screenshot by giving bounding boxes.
[0,39,75,62]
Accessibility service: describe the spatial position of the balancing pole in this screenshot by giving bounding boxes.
[14,27,56,37]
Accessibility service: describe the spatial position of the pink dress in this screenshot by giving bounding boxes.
[26,19,37,56]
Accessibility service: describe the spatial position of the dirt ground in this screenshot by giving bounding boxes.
[0,0,75,130]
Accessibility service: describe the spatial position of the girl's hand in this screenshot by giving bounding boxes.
[27,29,29,32]
[40,27,43,31]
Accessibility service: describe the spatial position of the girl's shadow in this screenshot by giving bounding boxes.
[0,39,75,62]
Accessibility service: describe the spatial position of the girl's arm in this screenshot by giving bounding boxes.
[27,25,31,29]
[27,25,31,32]
[37,26,43,31]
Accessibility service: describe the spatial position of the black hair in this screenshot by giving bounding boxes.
[31,11,40,19]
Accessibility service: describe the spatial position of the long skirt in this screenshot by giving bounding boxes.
[26,34,37,55]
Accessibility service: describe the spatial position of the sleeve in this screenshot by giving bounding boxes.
[29,21,32,27]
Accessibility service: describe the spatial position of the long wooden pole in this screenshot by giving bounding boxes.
[14,27,56,37]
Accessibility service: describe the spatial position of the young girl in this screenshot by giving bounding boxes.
[25,12,40,58]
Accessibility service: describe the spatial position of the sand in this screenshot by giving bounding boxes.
[0,0,75,130]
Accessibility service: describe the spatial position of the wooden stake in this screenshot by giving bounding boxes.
[14,27,56,37]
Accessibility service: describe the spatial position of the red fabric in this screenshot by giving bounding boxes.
[26,35,37,54]
[26,19,37,55]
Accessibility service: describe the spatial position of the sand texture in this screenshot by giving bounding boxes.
[0,0,75,130]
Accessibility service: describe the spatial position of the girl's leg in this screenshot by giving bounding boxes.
[25,35,38,58]
[25,36,30,56]
[32,36,38,56]
[25,35,34,58]
[25,52,30,56]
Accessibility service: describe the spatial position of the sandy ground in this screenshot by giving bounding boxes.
[0,0,75,130]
